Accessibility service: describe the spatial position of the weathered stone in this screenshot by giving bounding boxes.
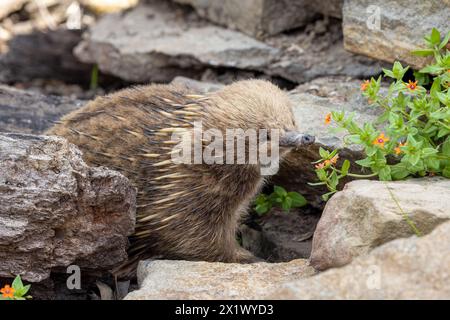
[75,1,278,83]
[314,0,343,18]
[266,17,386,84]
[270,221,450,299]
[241,208,319,261]
[0,0,28,20]
[171,76,223,93]
[124,259,315,300]
[80,0,139,14]
[343,0,450,69]
[310,178,450,271]
[0,133,136,282]
[174,0,314,38]
[0,29,92,85]
[0,85,84,134]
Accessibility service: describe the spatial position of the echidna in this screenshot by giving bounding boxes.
[47,79,314,276]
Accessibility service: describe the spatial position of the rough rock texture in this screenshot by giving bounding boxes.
[0,0,27,20]
[241,208,319,261]
[174,0,314,38]
[0,85,84,134]
[76,2,383,84]
[310,178,450,271]
[0,133,136,282]
[265,17,385,84]
[0,29,92,84]
[314,0,343,18]
[75,1,277,83]
[125,259,315,300]
[343,0,450,69]
[270,221,450,299]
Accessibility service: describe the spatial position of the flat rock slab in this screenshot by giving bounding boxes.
[270,220,450,299]
[343,0,450,69]
[75,1,277,83]
[310,178,450,270]
[0,85,84,134]
[175,0,315,37]
[76,2,383,84]
[0,133,136,282]
[125,259,315,300]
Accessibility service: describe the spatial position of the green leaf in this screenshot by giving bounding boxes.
[281,197,292,212]
[341,159,350,176]
[12,275,24,291]
[255,204,269,215]
[411,49,435,57]
[439,31,450,50]
[355,157,373,168]
[430,28,441,45]
[287,192,307,207]
[273,185,287,197]
[378,166,392,181]
[443,166,450,178]
[318,147,329,159]
[391,163,410,180]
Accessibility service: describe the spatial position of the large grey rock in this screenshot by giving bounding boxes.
[343,0,450,69]
[0,133,136,282]
[174,0,314,38]
[266,17,386,84]
[310,178,450,271]
[75,1,278,83]
[269,221,450,299]
[0,29,92,85]
[0,85,84,134]
[124,259,315,300]
[76,3,382,85]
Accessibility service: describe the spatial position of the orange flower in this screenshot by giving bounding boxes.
[394,142,407,155]
[373,133,390,148]
[1,284,15,299]
[330,154,339,165]
[325,113,332,125]
[315,162,325,170]
[405,80,418,91]
[324,160,331,166]
[360,80,370,91]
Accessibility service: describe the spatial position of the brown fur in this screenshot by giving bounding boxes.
[47,80,298,275]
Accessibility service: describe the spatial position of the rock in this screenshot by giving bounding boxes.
[314,1,343,18]
[0,0,28,20]
[75,1,278,83]
[310,177,450,271]
[81,0,139,14]
[174,0,315,38]
[241,208,320,261]
[269,221,450,299]
[342,0,450,69]
[0,85,84,134]
[266,17,386,84]
[171,76,223,93]
[0,29,92,85]
[0,133,136,282]
[124,259,315,300]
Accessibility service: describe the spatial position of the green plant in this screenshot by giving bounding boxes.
[90,64,99,90]
[0,275,32,300]
[254,185,307,215]
[311,28,450,201]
